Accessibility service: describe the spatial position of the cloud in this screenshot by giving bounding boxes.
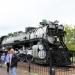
[0,0,75,36]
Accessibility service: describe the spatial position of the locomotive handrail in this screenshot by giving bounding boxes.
[1,38,44,47]
[59,37,68,51]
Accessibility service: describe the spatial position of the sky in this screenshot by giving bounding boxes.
[0,0,75,36]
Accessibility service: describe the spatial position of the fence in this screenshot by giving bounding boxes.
[53,51,75,75]
[55,66,75,75]
[0,50,75,75]
[70,51,75,64]
[18,51,75,75]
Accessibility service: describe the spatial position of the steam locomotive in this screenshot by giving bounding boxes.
[0,20,72,66]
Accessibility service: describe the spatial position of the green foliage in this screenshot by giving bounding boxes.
[66,44,75,51]
[64,25,75,51]
[8,33,13,36]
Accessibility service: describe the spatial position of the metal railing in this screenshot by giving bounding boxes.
[55,51,75,75]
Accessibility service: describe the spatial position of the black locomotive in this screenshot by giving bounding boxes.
[0,20,72,66]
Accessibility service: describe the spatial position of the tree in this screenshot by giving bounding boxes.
[8,33,13,37]
[64,25,75,51]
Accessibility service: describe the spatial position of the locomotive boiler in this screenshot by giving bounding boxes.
[0,20,72,66]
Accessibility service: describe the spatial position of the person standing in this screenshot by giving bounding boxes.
[9,48,18,75]
[5,47,12,73]
[0,53,6,67]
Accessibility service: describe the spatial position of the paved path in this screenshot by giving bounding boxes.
[0,63,75,75]
[0,65,38,75]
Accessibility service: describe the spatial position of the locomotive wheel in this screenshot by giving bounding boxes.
[19,54,26,62]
